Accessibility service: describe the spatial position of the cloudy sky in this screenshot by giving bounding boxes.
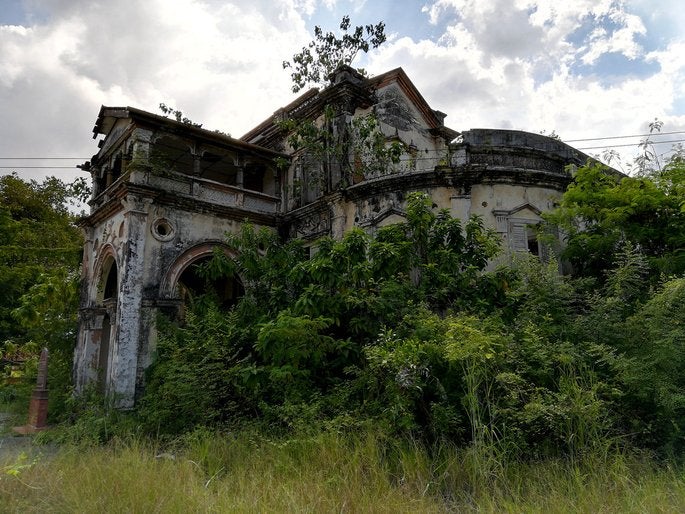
[2,0,685,184]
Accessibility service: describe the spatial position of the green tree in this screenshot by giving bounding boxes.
[620,278,685,452]
[543,158,685,279]
[142,193,502,435]
[0,174,84,343]
[0,174,86,415]
[282,15,386,92]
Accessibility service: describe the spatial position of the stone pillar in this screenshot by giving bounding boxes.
[235,156,244,188]
[191,148,202,196]
[192,147,202,176]
[28,348,49,428]
[109,194,152,408]
[329,194,347,238]
[131,129,152,161]
[73,308,105,391]
[235,156,245,207]
[128,128,153,183]
[14,348,49,434]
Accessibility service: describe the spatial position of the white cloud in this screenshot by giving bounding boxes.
[368,0,685,169]
[1,0,684,183]
[579,9,646,65]
[0,0,316,182]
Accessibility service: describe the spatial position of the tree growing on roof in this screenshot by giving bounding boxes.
[282,15,386,93]
[158,103,202,128]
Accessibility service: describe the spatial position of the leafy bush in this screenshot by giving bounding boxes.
[621,278,685,452]
[126,187,684,457]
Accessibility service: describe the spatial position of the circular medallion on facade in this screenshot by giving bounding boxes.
[151,218,176,242]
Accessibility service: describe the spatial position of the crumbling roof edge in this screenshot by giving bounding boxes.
[367,67,450,131]
[240,66,459,144]
[93,105,290,159]
[240,88,320,142]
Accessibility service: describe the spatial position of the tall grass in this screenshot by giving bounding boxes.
[2,430,685,513]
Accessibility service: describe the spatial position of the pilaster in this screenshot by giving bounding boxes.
[109,193,152,407]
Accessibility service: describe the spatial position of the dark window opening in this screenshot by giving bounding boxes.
[111,155,122,183]
[177,256,244,309]
[244,164,264,192]
[527,231,539,256]
[103,264,118,300]
[200,152,238,184]
[203,167,237,185]
[149,136,194,175]
[94,171,105,196]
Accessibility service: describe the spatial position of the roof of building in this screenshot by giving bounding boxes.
[240,66,459,145]
[92,105,290,160]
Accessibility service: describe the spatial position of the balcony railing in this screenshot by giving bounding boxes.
[90,168,280,214]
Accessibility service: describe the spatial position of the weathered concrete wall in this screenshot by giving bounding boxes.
[76,185,277,405]
[469,183,559,226]
[374,83,449,172]
[76,72,587,407]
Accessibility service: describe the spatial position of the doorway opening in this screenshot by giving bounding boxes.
[177,256,244,310]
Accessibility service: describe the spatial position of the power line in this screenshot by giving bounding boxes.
[564,130,685,142]
[576,138,685,150]
[2,131,685,166]
[0,166,81,169]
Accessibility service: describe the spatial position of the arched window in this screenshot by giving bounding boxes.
[96,254,118,303]
[177,256,244,309]
[103,261,118,300]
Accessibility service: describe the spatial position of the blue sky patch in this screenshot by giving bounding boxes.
[571,52,660,86]
[0,0,27,26]
[306,0,447,44]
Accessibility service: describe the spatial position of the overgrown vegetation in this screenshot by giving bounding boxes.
[543,155,685,279]
[4,430,685,513]
[0,173,86,418]
[2,15,685,512]
[282,15,386,92]
[127,172,685,459]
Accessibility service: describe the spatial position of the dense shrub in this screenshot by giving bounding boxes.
[136,191,685,458]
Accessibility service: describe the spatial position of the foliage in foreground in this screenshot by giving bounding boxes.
[3,430,685,513]
[139,193,505,438]
[0,174,86,421]
[543,157,685,280]
[135,189,685,458]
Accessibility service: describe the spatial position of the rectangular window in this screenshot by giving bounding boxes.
[509,220,541,257]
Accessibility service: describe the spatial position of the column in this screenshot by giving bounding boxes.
[109,194,152,408]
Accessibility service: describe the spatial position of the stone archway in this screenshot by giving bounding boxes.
[176,255,244,309]
[161,242,244,311]
[91,249,118,394]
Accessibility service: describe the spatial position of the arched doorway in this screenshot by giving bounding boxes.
[96,253,118,394]
[177,255,244,309]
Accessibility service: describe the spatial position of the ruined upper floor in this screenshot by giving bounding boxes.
[79,66,593,235]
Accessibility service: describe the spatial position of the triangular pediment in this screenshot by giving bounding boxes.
[493,203,542,219]
[359,207,407,228]
[368,68,445,131]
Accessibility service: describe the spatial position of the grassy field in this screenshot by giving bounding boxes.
[2,429,685,513]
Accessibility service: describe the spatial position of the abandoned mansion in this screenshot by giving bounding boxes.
[74,66,592,406]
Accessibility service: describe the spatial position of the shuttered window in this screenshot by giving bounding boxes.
[508,218,546,259]
[510,221,530,252]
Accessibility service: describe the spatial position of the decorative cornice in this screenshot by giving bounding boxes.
[80,180,279,228]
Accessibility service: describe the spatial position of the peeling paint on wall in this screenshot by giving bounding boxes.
[75,66,592,406]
